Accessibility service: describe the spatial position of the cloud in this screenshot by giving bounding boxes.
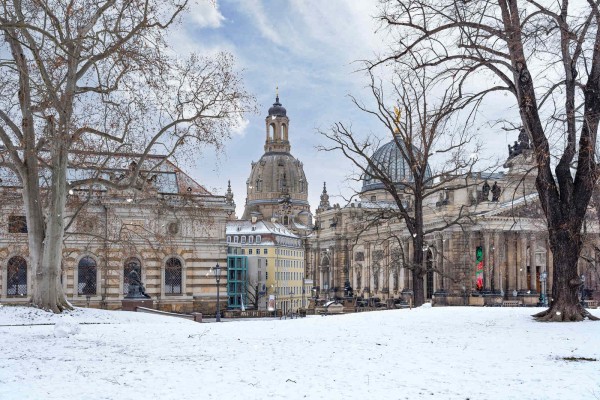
[237,1,284,46]
[189,0,225,28]
[231,117,250,136]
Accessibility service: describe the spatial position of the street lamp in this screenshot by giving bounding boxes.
[540,271,548,307]
[214,263,221,322]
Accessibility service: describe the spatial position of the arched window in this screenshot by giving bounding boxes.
[165,258,182,294]
[7,256,27,296]
[78,256,97,295]
[269,123,276,140]
[281,123,288,140]
[123,257,142,294]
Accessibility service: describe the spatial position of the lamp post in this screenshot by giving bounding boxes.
[214,263,221,322]
[540,271,548,307]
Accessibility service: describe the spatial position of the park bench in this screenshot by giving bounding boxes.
[584,300,598,309]
[501,300,521,307]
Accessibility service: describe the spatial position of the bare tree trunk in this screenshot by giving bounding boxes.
[30,141,72,312]
[412,237,425,307]
[534,230,597,321]
[411,194,425,306]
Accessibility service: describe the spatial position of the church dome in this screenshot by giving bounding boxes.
[246,153,308,202]
[268,96,287,117]
[362,139,432,192]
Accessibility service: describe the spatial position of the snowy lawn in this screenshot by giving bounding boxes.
[0,305,599,400]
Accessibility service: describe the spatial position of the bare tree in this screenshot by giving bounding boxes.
[0,1,253,312]
[374,0,600,321]
[319,67,480,306]
[245,279,264,310]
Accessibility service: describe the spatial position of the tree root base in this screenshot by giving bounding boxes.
[533,305,599,322]
[32,297,74,314]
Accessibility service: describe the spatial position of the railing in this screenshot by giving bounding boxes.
[584,300,598,309]
[135,307,201,322]
[223,309,282,318]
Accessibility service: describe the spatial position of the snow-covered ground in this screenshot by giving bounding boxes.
[0,305,599,400]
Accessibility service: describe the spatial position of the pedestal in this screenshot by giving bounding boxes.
[121,298,154,311]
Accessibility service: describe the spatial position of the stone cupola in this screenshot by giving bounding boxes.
[264,89,290,153]
[243,91,312,228]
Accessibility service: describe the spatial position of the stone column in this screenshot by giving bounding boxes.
[529,235,537,292]
[330,246,335,293]
[493,231,501,292]
[520,235,528,291]
[507,233,517,291]
[436,236,444,290]
[402,239,409,290]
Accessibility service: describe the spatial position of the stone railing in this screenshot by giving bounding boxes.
[223,309,282,318]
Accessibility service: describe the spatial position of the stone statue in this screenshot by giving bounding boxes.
[491,181,501,202]
[481,180,490,201]
[126,269,150,299]
[518,128,531,150]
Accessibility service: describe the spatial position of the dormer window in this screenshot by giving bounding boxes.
[256,235,261,244]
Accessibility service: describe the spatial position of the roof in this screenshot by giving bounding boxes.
[226,220,299,239]
[0,153,210,196]
[362,139,432,192]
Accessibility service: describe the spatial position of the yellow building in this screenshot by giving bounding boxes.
[226,220,308,314]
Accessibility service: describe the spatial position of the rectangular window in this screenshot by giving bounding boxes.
[8,216,27,233]
[249,249,253,255]
[266,272,268,280]
[234,236,239,243]
[241,236,246,243]
[256,235,261,243]
[263,249,268,254]
[256,249,260,254]
[241,249,245,254]
[249,236,254,243]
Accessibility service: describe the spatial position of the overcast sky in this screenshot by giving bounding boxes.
[170,0,517,217]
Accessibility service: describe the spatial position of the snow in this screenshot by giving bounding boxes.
[53,316,81,338]
[0,305,599,399]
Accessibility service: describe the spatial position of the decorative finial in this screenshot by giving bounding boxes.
[276,85,279,102]
[225,179,235,206]
[393,106,401,134]
[319,181,330,211]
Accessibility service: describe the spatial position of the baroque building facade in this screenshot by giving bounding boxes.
[232,97,598,311]
[226,94,312,314]
[308,135,599,306]
[0,154,232,314]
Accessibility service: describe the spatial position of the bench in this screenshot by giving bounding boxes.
[501,300,521,307]
[584,300,598,309]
